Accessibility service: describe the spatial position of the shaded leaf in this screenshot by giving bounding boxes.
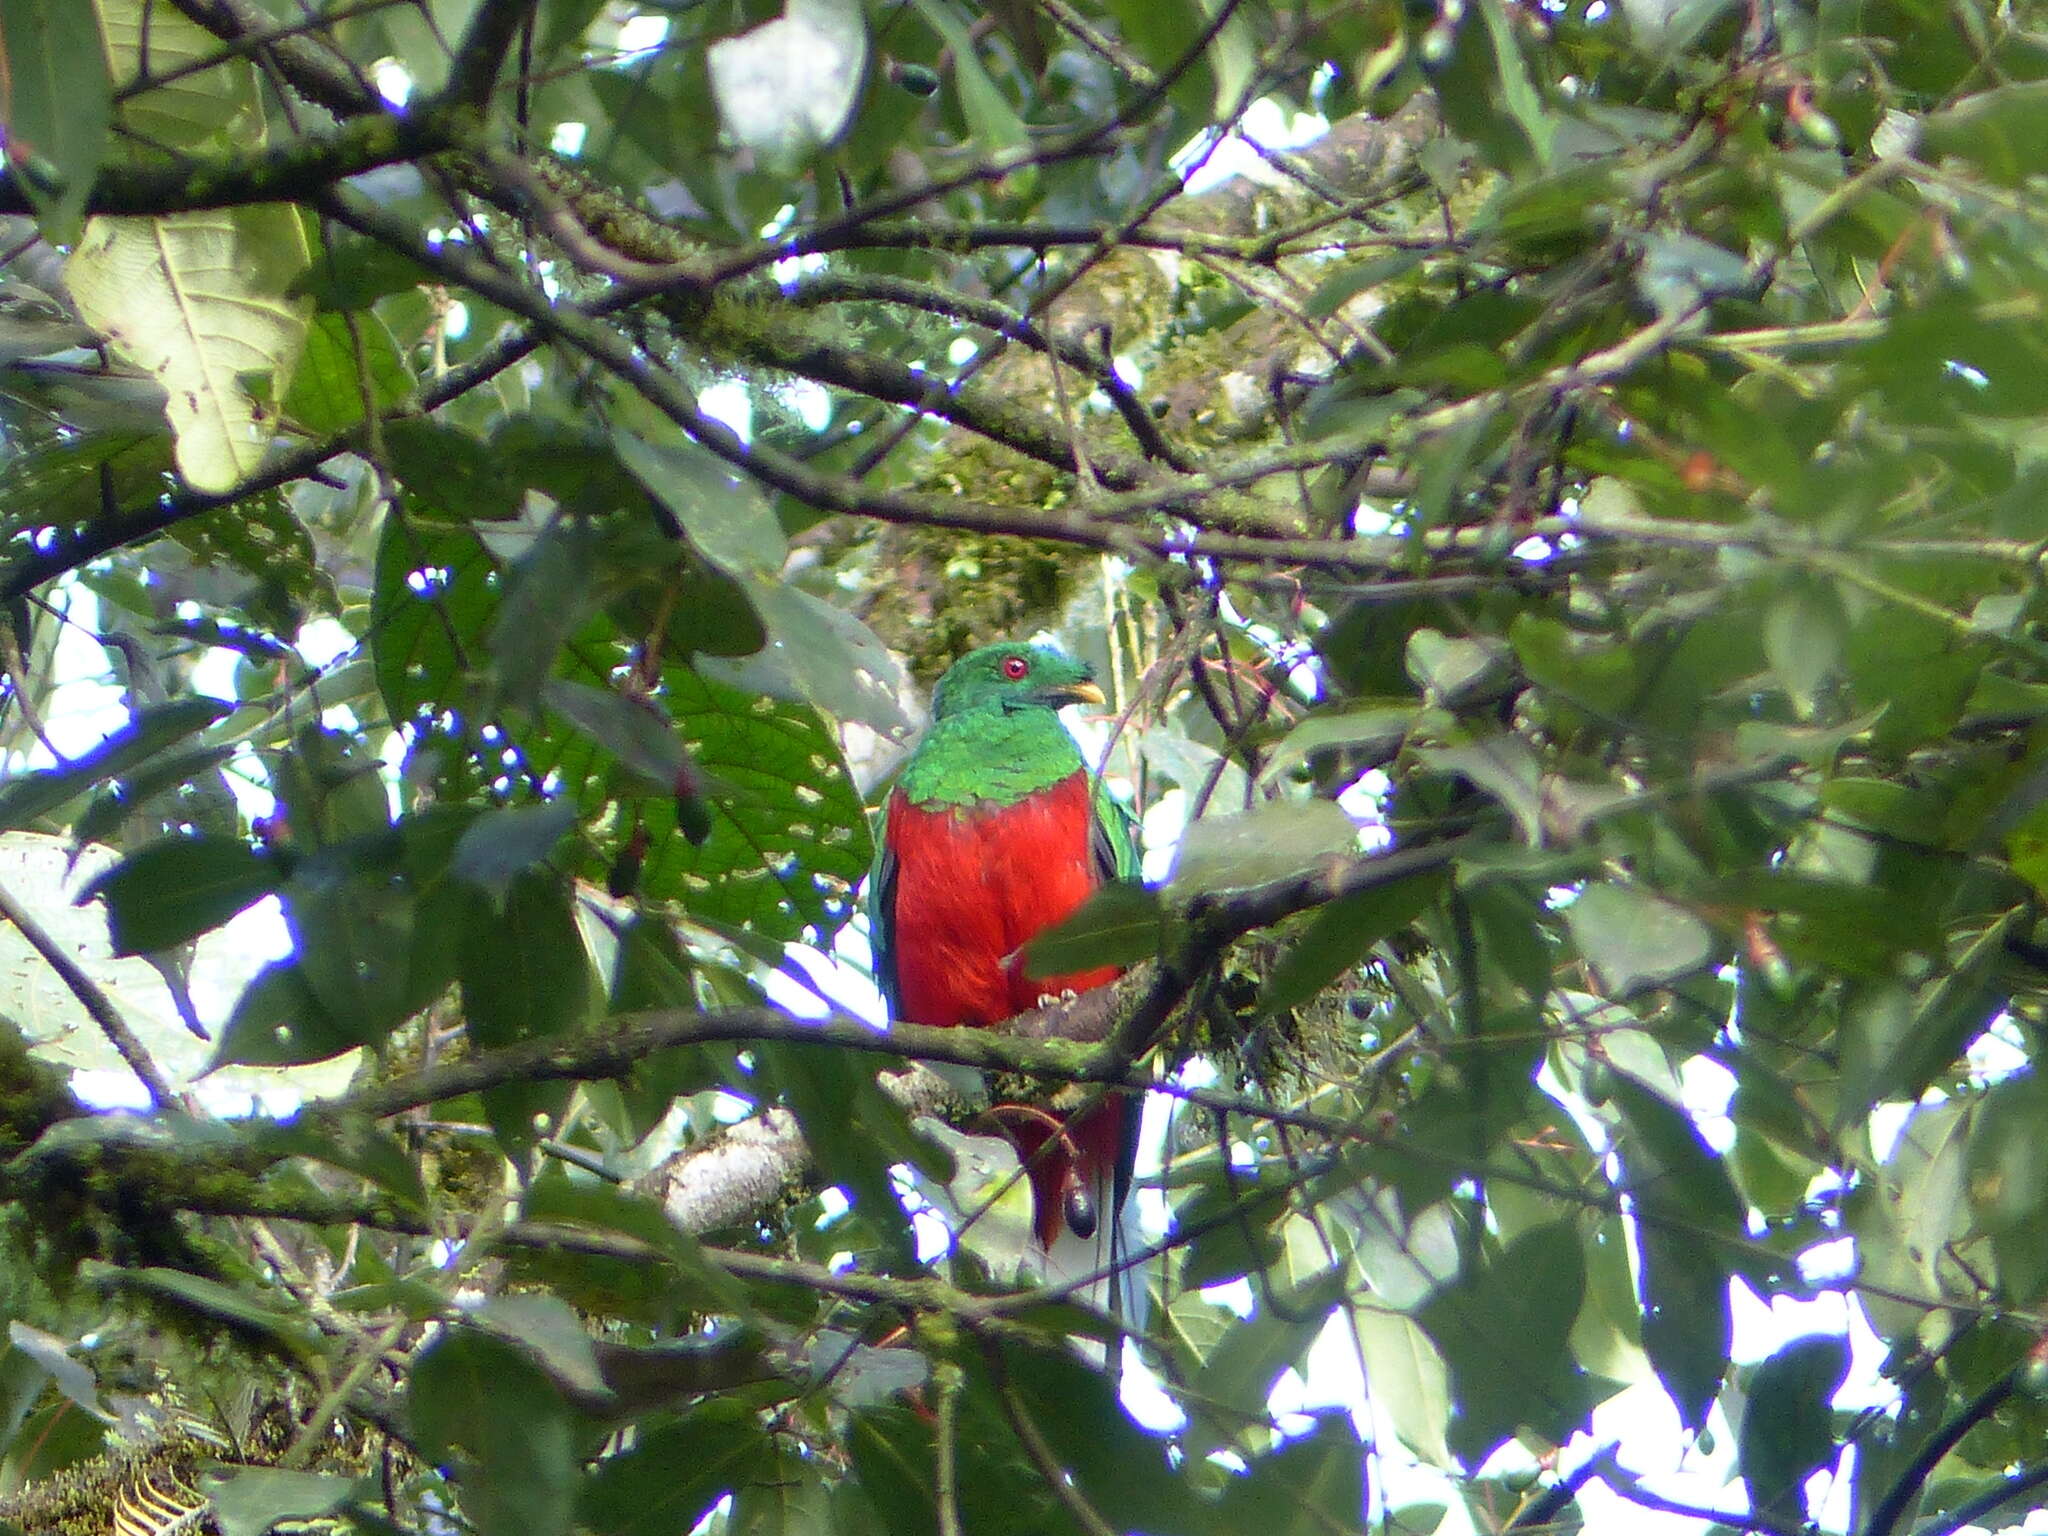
[81,834,277,955]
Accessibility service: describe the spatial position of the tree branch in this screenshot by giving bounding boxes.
[0,107,459,218]
[0,882,176,1109]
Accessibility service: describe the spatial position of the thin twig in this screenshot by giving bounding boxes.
[993,1369,1120,1536]
[0,880,177,1108]
[934,1361,966,1536]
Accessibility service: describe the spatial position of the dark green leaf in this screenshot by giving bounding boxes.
[283,310,413,433]
[458,871,594,1152]
[0,697,229,832]
[212,958,360,1067]
[491,520,603,710]
[1215,1412,1365,1536]
[541,678,691,789]
[0,0,113,240]
[105,1267,320,1356]
[82,835,277,955]
[450,800,579,900]
[1261,868,1447,1013]
[410,1330,576,1536]
[1022,882,1169,977]
[1738,1333,1849,1520]
[578,1400,766,1536]
[1419,1222,1589,1464]
[1609,1073,1738,1428]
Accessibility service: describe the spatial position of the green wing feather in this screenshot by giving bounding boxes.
[1088,772,1142,886]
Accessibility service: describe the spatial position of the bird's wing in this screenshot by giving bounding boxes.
[865,797,901,1020]
[1087,774,1142,886]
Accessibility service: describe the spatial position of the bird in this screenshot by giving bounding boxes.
[868,641,1142,1316]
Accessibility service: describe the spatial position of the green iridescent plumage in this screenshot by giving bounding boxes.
[899,644,1096,808]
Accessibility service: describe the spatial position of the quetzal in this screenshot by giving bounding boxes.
[869,642,1141,1301]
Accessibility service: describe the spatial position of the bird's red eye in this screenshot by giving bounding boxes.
[1002,655,1030,679]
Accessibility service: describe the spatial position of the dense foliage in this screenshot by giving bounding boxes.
[0,0,2046,1531]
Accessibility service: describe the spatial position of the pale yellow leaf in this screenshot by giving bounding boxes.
[67,206,312,493]
[94,0,261,147]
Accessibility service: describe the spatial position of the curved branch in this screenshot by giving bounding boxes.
[0,107,459,218]
[1866,1369,2018,1536]
[717,316,1160,490]
[785,271,1192,469]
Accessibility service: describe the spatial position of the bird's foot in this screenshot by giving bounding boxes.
[1034,987,1082,1009]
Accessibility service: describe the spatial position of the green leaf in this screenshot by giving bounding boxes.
[211,958,359,1067]
[542,678,693,789]
[458,871,594,1152]
[1215,1412,1365,1535]
[1415,736,1542,842]
[1261,868,1447,1013]
[913,0,1028,157]
[282,310,412,434]
[0,0,113,241]
[409,1330,576,1536]
[492,521,603,711]
[1186,1263,1347,1460]
[68,204,312,493]
[282,847,429,1049]
[709,575,913,735]
[1562,882,1717,996]
[1105,0,1253,119]
[1966,1070,2048,1302]
[387,419,522,523]
[470,1293,608,1399]
[1259,701,1416,783]
[1918,80,2048,187]
[1419,1221,1589,1464]
[1022,882,1169,977]
[3,1323,105,1422]
[0,697,229,832]
[760,1038,925,1263]
[1170,800,1357,893]
[1352,1306,1455,1468]
[1508,615,1636,717]
[1839,911,2016,1116]
[617,429,786,577]
[99,0,260,146]
[578,1400,766,1536]
[547,664,872,945]
[1608,1072,1739,1428]
[996,1342,1215,1536]
[105,1267,319,1355]
[291,235,438,310]
[521,1173,747,1315]
[81,834,277,955]
[265,1116,430,1213]
[1763,577,1846,717]
[203,1468,361,1536]
[1738,1333,1849,1520]
[450,800,579,900]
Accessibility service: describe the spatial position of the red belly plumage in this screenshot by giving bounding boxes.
[885,771,1122,1247]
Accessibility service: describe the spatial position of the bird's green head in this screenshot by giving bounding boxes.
[930,643,1105,721]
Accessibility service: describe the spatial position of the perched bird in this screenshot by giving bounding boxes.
[869,642,1141,1310]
